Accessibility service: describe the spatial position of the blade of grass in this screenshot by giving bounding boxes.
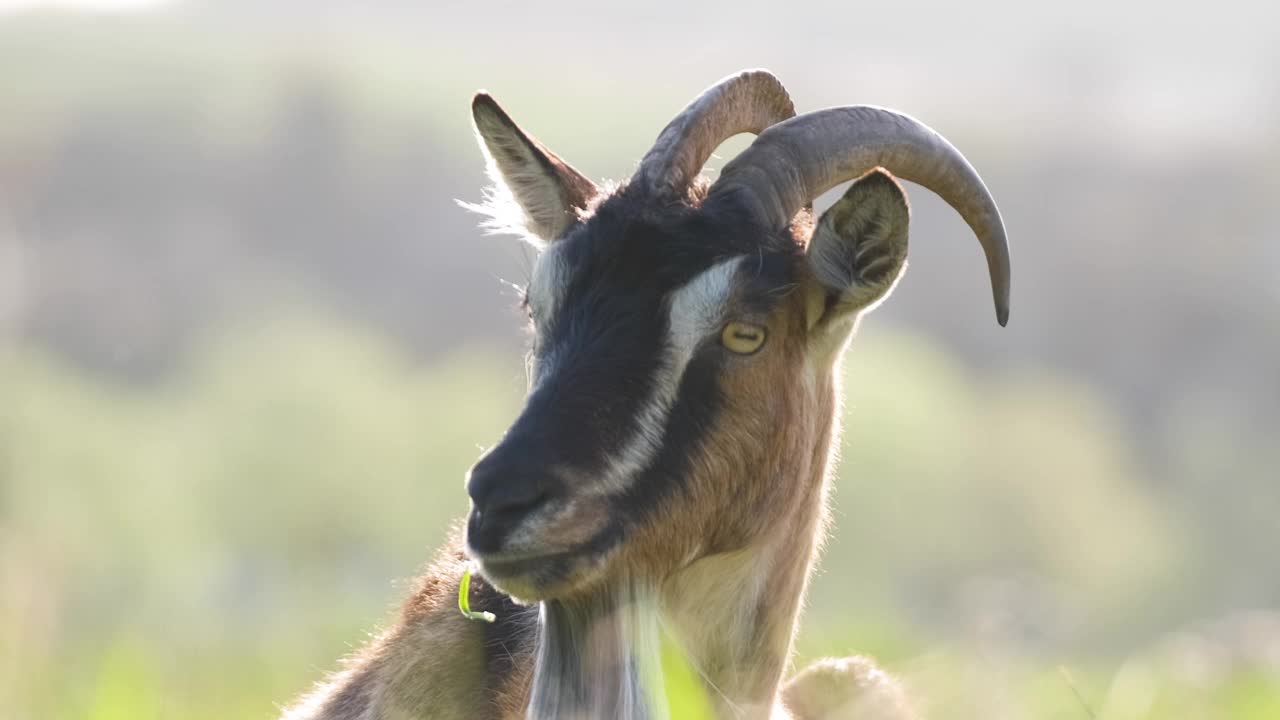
[1059,665,1098,719]
[458,566,496,623]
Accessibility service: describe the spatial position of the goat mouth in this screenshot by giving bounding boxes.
[476,549,578,580]
[471,525,624,601]
[470,548,587,602]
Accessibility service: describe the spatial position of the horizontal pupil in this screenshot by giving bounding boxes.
[732,331,760,340]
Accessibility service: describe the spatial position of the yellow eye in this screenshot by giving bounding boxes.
[721,322,767,355]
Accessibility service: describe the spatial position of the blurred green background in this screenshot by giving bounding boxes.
[1,1,1278,718]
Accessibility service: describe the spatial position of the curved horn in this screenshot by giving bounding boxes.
[633,69,796,198]
[707,106,1011,326]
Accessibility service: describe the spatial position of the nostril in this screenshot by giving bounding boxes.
[467,460,553,525]
[466,436,557,531]
[486,485,550,520]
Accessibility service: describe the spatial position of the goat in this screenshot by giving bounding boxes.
[281,69,1011,720]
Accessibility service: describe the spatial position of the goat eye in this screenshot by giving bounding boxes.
[721,322,767,355]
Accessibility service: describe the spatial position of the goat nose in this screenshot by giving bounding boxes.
[466,452,551,523]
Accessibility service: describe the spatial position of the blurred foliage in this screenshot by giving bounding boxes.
[834,335,1182,645]
[3,312,1277,718]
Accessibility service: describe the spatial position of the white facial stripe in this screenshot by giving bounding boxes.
[668,258,743,363]
[594,257,745,494]
[528,241,571,326]
[527,343,562,391]
[526,243,572,389]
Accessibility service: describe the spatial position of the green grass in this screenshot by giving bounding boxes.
[19,631,1276,720]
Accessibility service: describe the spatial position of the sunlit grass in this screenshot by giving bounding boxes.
[20,633,1277,720]
[657,631,716,720]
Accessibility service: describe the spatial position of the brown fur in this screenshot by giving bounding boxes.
[283,538,489,720]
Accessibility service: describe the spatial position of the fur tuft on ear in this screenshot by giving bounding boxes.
[806,168,910,324]
[461,93,599,245]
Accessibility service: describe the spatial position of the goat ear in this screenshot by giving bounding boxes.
[804,168,910,331]
[470,93,599,242]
